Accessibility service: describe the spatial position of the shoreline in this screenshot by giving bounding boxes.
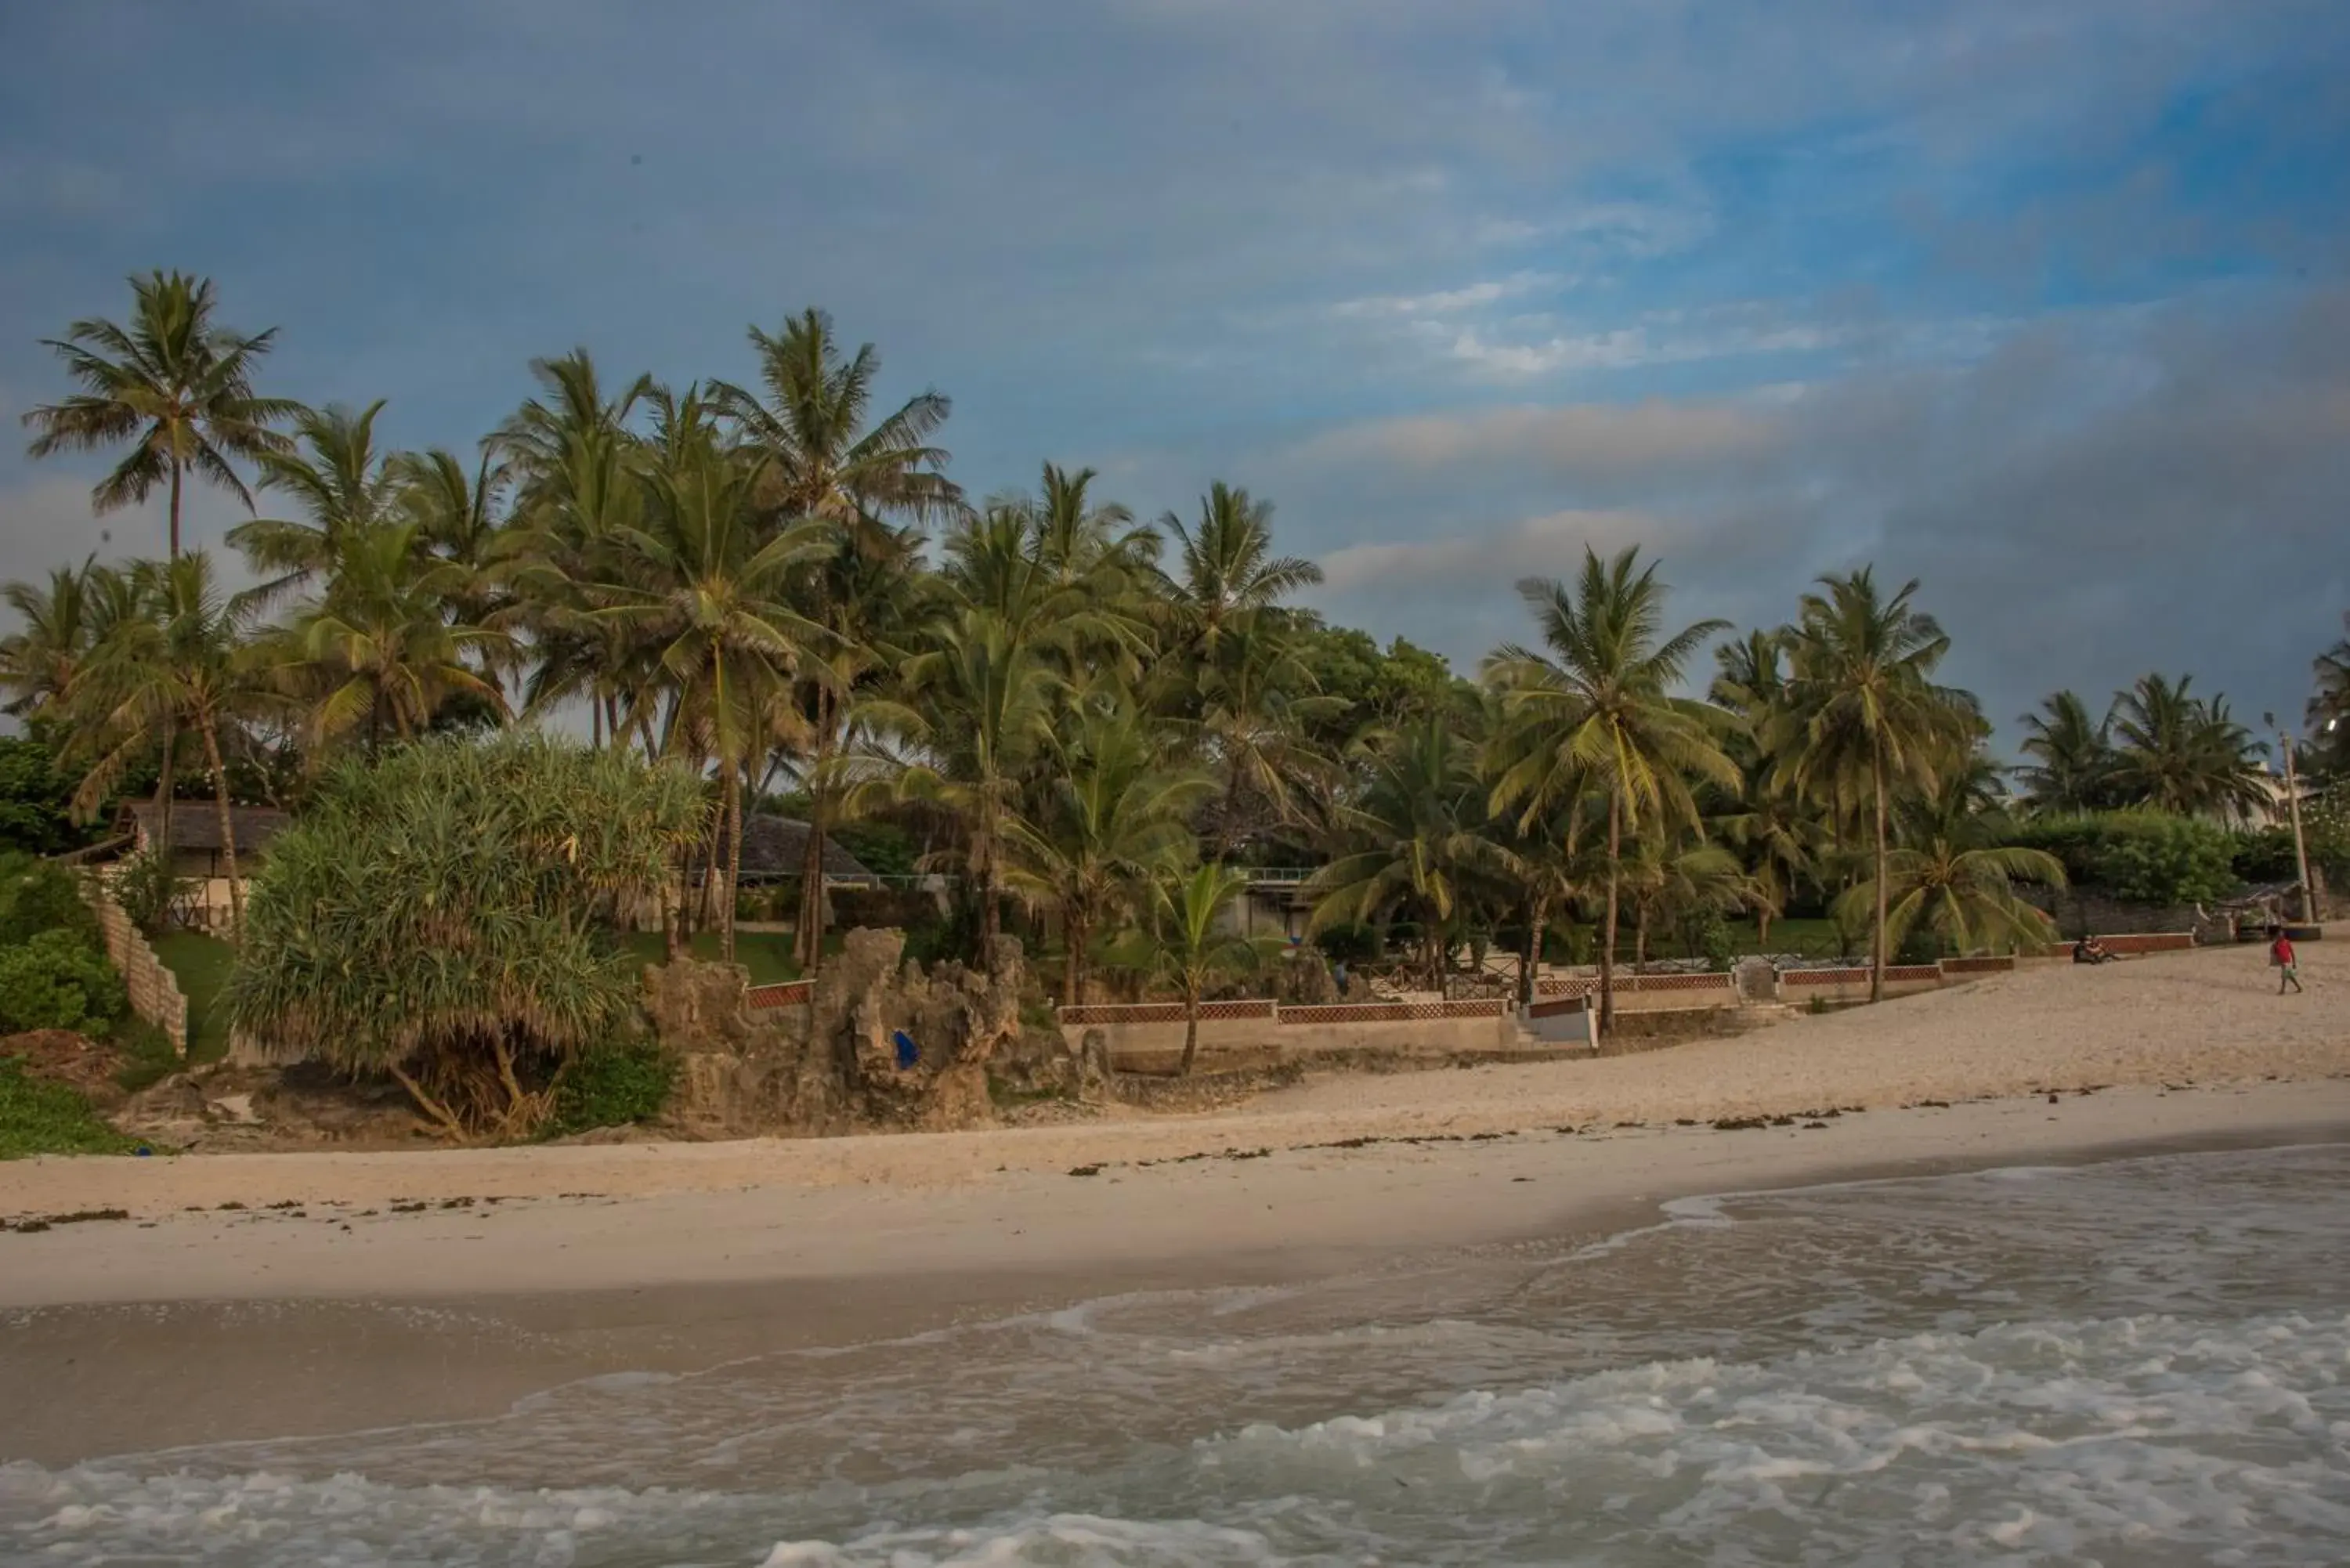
[6,1080,2348,1465]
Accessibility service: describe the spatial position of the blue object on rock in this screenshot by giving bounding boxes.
[892,1030,920,1069]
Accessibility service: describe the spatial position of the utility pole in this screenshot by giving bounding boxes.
[2268,712,2316,925]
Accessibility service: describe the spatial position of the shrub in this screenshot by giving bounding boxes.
[0,852,99,948]
[0,930,127,1036]
[111,1017,182,1093]
[2008,811,2237,908]
[109,848,187,936]
[0,1057,132,1159]
[544,1036,675,1136]
[2232,826,2301,883]
[225,733,704,1141]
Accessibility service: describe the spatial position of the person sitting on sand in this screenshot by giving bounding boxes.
[2271,928,2304,994]
[2073,935,2116,965]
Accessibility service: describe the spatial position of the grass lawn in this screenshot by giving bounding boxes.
[0,1056,132,1159]
[620,928,804,984]
[153,931,237,1064]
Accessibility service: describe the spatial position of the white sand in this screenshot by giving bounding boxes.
[2,941,2344,1310]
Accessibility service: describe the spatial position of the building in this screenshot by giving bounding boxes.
[116,801,292,880]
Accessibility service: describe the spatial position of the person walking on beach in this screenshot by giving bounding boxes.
[2270,927,2304,994]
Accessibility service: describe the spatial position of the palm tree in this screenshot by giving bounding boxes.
[2106,674,2269,821]
[64,554,274,934]
[21,271,297,557]
[2017,690,2116,814]
[1621,832,1752,963]
[1147,859,1257,1075]
[1487,547,1736,1030]
[1003,700,1210,1004]
[709,309,963,968]
[1160,482,1322,662]
[228,401,405,601]
[1307,713,1498,994]
[0,558,104,721]
[1777,569,1970,1003]
[1833,839,2065,958]
[280,522,509,757]
[589,398,831,963]
[891,605,1063,970]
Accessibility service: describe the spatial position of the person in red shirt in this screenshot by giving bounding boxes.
[2270,928,2304,994]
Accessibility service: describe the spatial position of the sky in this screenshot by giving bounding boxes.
[3,0,2348,749]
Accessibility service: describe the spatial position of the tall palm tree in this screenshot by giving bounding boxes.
[591,399,831,962]
[1777,569,1970,1002]
[2106,673,2269,821]
[1487,547,1736,1030]
[891,606,1063,970]
[65,554,274,934]
[22,271,297,558]
[2017,690,2116,815]
[710,309,964,968]
[1147,859,1257,1076]
[1003,700,1210,1004]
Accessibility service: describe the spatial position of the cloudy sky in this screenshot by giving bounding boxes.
[4,0,2348,745]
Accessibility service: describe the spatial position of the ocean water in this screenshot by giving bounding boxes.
[6,1143,2350,1566]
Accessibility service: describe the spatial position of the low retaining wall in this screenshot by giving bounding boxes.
[1060,996,1515,1071]
[79,878,189,1057]
[1777,963,1943,1005]
[1532,971,1737,1013]
[745,979,815,1010]
[2035,931,2196,958]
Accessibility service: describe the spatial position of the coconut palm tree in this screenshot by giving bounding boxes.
[1777,569,1970,1003]
[2106,673,2269,821]
[1146,858,1258,1075]
[588,396,832,962]
[709,309,964,966]
[280,522,509,757]
[64,553,276,934]
[1159,482,1321,663]
[21,271,298,558]
[890,605,1064,969]
[1833,838,2065,958]
[1003,699,1210,1004]
[1621,831,1753,963]
[2017,690,2117,815]
[1487,547,1737,1030]
[1307,713,1499,994]
[0,559,105,721]
[228,400,407,602]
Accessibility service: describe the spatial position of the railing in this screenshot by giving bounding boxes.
[745,979,815,1009]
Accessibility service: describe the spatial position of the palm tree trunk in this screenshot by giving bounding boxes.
[1064,909,1086,1006]
[153,721,176,885]
[198,717,242,939]
[168,461,183,561]
[591,699,602,750]
[1520,892,1549,1006]
[797,793,828,971]
[1870,746,1889,1003]
[1600,792,1622,1034]
[976,800,1002,972]
[1179,986,1201,1075]
[721,761,743,964]
[1758,907,1773,947]
[1636,904,1650,965]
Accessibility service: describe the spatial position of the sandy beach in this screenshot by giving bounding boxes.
[5,940,2347,1465]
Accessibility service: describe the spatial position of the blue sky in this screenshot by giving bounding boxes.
[5,0,2348,742]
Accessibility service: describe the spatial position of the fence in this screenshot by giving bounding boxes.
[79,876,189,1057]
[745,979,815,1010]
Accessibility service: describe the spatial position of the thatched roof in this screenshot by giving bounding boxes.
[121,801,292,854]
[727,814,877,880]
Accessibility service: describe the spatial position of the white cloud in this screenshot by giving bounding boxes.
[1329,270,1569,320]
[1318,508,1670,593]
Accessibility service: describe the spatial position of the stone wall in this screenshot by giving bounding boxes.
[79,876,188,1057]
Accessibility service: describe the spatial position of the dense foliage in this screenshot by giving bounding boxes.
[222,733,702,1138]
[0,851,101,949]
[4,269,2339,1087]
[0,930,126,1037]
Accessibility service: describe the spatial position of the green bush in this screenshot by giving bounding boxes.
[0,852,99,948]
[2009,811,2237,908]
[0,1056,133,1158]
[0,930,127,1037]
[545,1036,675,1136]
[111,1017,183,1093]
[109,849,186,936]
[2232,826,2301,883]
